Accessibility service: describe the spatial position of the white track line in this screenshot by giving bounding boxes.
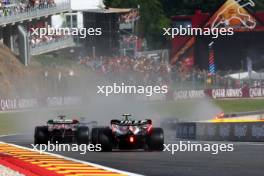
[195,140,264,146]
[0,141,143,176]
[0,134,18,138]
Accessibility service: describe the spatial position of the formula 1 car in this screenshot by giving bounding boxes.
[91,114,164,151]
[34,115,97,145]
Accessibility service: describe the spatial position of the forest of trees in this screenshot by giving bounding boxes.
[105,0,264,49]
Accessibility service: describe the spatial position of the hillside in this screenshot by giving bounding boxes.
[0,44,97,98]
[0,44,28,97]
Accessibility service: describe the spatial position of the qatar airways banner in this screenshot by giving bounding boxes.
[248,88,264,98]
[173,90,205,100]
[206,88,245,99]
[171,87,264,100]
[208,88,264,99]
[0,96,83,112]
[0,98,39,111]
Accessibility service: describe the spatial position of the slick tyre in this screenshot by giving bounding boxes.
[76,126,89,145]
[91,128,100,145]
[34,126,49,145]
[147,128,164,151]
[98,128,112,152]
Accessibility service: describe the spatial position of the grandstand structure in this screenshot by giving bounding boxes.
[0,0,109,65]
[81,8,140,57]
[0,0,141,65]
[0,0,72,65]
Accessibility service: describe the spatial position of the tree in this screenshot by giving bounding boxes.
[105,0,264,49]
[105,0,170,49]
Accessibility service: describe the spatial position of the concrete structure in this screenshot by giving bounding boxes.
[171,0,264,71]
[0,0,72,64]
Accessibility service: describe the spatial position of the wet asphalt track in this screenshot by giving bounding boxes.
[1,133,264,176]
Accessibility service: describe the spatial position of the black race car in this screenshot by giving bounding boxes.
[34,115,97,144]
[91,114,164,151]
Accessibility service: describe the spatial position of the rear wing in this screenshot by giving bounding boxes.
[47,119,79,124]
[111,119,152,126]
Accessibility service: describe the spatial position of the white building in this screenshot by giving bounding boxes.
[52,0,105,28]
[70,0,105,10]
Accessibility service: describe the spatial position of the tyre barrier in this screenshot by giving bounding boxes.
[175,122,264,142]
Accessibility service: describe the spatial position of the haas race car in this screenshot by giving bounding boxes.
[34,115,97,145]
[91,114,164,151]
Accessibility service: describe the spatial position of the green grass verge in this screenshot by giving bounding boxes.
[151,100,204,118]
[0,108,82,135]
[152,99,264,115]
[0,113,20,134]
[214,99,264,113]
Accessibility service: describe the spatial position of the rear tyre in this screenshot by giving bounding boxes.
[98,128,113,152]
[147,128,164,151]
[91,128,100,145]
[76,126,89,145]
[34,126,49,144]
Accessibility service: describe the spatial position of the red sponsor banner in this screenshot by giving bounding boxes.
[208,87,264,99]
[208,88,244,99]
[170,87,264,100]
[248,88,264,98]
[173,90,205,100]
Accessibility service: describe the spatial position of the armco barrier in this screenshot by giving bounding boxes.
[176,122,264,142]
